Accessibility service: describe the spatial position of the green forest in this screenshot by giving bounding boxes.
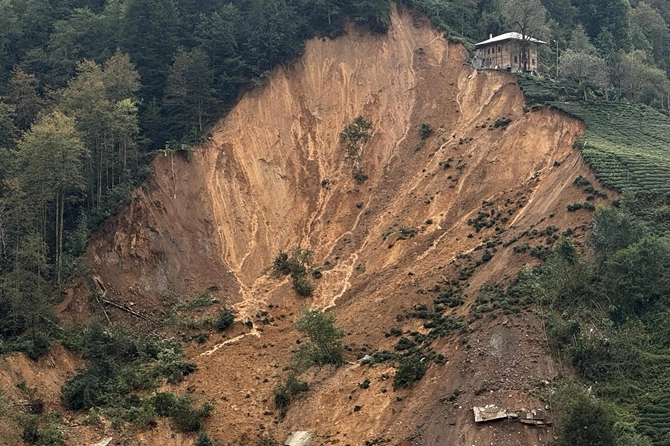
[1,0,670,444]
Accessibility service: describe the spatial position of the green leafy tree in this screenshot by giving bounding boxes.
[540,0,577,34]
[588,206,646,272]
[46,7,114,86]
[476,0,505,38]
[7,67,44,131]
[558,395,616,446]
[631,3,669,69]
[164,47,216,136]
[577,0,632,53]
[1,233,52,349]
[647,0,670,27]
[294,309,345,368]
[604,236,670,318]
[0,179,32,273]
[0,102,18,199]
[3,0,55,79]
[17,111,88,283]
[350,0,391,33]
[235,0,306,84]
[540,238,595,310]
[611,50,670,104]
[559,50,609,99]
[194,4,245,103]
[104,50,141,182]
[110,98,140,181]
[502,0,549,72]
[397,0,478,37]
[303,0,344,32]
[102,49,141,103]
[450,0,480,37]
[0,102,19,151]
[58,60,108,206]
[569,25,597,54]
[59,56,140,206]
[121,0,180,101]
[0,0,23,74]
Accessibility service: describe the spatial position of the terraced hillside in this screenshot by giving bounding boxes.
[556,102,670,194]
[519,76,670,234]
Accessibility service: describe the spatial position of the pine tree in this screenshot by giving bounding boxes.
[7,68,44,131]
[164,47,216,136]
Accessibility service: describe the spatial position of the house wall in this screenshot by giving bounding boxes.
[477,41,539,72]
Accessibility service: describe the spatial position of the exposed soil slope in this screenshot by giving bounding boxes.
[53,6,612,445]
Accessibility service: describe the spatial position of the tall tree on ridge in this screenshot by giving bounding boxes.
[577,0,632,53]
[17,111,88,284]
[164,47,215,137]
[503,0,549,72]
[1,233,51,346]
[7,67,44,131]
[121,0,180,102]
[631,2,670,70]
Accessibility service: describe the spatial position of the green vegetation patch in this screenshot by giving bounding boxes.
[272,248,316,297]
[508,211,670,445]
[519,76,670,235]
[60,324,207,431]
[553,101,670,198]
[274,309,344,418]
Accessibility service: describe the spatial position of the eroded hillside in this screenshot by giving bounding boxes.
[55,6,611,446]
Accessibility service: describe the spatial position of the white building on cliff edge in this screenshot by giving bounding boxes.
[473,32,545,74]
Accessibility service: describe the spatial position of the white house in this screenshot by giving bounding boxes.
[473,32,545,73]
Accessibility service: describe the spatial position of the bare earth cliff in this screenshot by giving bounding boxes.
[4,6,613,446]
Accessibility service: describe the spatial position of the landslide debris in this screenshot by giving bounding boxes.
[57,5,611,446]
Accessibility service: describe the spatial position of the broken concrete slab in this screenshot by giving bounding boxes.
[473,405,552,425]
[473,405,508,422]
[518,409,550,425]
[284,431,314,446]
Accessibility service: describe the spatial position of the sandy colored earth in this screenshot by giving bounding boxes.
[1,5,614,446]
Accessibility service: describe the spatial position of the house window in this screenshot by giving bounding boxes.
[498,46,501,52]
[532,58,535,65]
[514,56,518,63]
[488,48,491,55]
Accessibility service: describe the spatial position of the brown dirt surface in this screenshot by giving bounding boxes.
[9,5,617,446]
[0,345,81,446]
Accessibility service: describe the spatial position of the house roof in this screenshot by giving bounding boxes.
[475,32,546,48]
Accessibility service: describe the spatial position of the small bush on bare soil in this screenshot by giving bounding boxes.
[393,355,426,389]
[419,123,433,140]
[196,432,214,446]
[216,308,235,331]
[272,248,316,297]
[274,373,309,418]
[151,392,213,432]
[292,273,314,297]
[340,116,373,182]
[294,309,345,367]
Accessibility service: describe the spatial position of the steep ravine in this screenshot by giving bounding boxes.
[50,5,611,446]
